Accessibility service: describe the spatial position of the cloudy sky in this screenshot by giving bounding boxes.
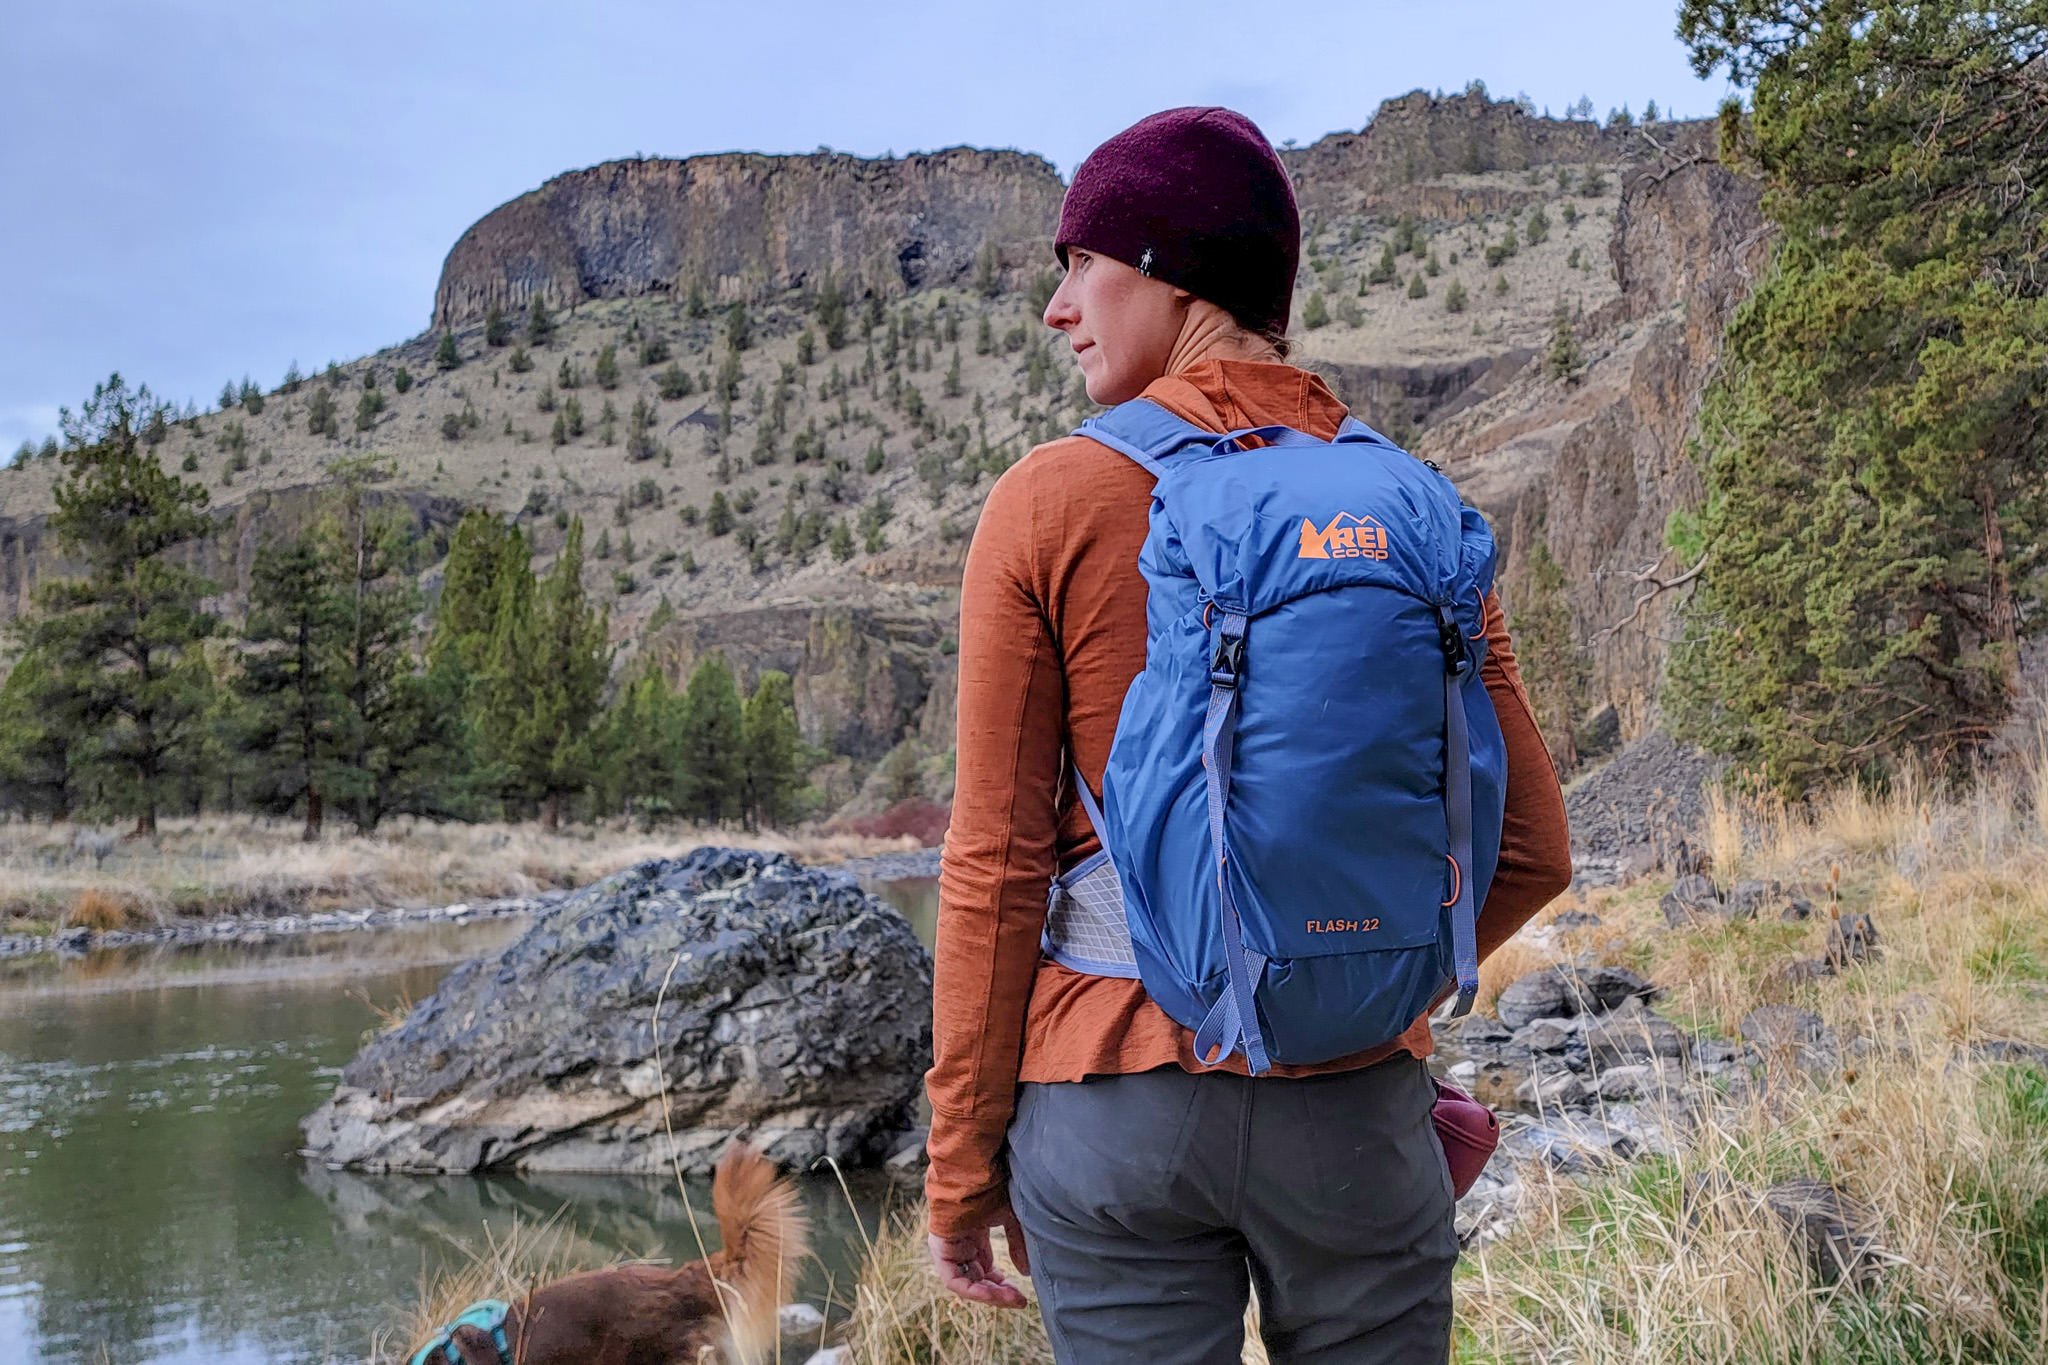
[0,1,1731,454]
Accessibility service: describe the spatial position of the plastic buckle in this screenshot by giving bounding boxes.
[1435,604,1472,679]
[1210,634,1246,688]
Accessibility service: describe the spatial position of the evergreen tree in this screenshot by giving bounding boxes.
[815,271,848,350]
[1668,0,2048,790]
[485,303,511,347]
[1544,300,1582,380]
[1368,241,1398,285]
[393,366,414,393]
[726,302,752,352]
[676,653,743,823]
[597,661,684,822]
[944,349,964,398]
[739,669,803,828]
[435,330,461,370]
[0,647,76,819]
[306,386,338,437]
[658,363,691,400]
[1445,279,1470,314]
[508,520,611,828]
[237,534,347,839]
[1407,273,1428,300]
[508,345,534,374]
[595,342,620,390]
[24,376,217,833]
[526,296,556,346]
[1515,538,1585,771]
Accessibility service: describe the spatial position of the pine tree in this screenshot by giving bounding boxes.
[435,330,461,370]
[815,271,848,350]
[1304,293,1331,328]
[237,534,347,839]
[739,669,803,828]
[1445,279,1470,314]
[0,647,76,819]
[508,346,535,374]
[485,303,511,347]
[510,520,611,828]
[595,342,620,390]
[676,653,743,823]
[526,296,556,346]
[24,376,218,833]
[1368,241,1398,285]
[1407,273,1428,300]
[726,302,752,352]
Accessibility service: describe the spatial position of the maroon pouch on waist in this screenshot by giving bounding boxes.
[1430,1076,1500,1198]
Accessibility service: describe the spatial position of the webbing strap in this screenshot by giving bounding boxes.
[1440,606,1480,1017]
[1189,611,1271,1073]
[1070,762,1110,845]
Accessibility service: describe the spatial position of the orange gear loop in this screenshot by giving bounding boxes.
[1440,855,1463,908]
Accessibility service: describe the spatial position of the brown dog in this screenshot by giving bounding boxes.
[437,1145,811,1365]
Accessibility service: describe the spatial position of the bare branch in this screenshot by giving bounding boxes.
[1589,552,1709,646]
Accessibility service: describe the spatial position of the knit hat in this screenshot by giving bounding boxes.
[1054,106,1300,338]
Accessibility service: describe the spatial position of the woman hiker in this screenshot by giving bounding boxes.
[924,106,1573,1363]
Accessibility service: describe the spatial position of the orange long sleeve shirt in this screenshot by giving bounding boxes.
[925,356,1573,1238]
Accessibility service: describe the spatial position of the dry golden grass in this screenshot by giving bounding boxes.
[838,1208,1269,1365]
[61,886,147,932]
[1452,748,2048,1363]
[369,1212,609,1365]
[0,815,920,926]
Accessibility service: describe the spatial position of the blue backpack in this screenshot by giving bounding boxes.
[1041,399,1508,1073]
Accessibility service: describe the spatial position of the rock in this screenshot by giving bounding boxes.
[1515,1016,1582,1053]
[779,1302,829,1357]
[1775,957,1835,987]
[885,1128,929,1175]
[1497,964,1658,1030]
[1450,1012,1517,1046]
[1575,704,1622,761]
[299,848,933,1175]
[1582,998,1689,1067]
[804,1349,850,1365]
[1496,969,1573,1029]
[1593,1064,1664,1100]
[1571,964,1658,1013]
[1763,1178,1883,1286]
[1687,1174,1882,1287]
[1515,1068,1591,1108]
[1660,874,1723,927]
[1722,879,1776,919]
[1551,910,1603,929]
[1444,1059,1480,1087]
[1739,1005,1837,1073]
[1780,896,1816,922]
[1826,911,1881,969]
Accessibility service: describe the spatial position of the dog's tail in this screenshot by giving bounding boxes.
[710,1143,812,1364]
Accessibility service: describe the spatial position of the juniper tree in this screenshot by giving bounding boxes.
[1668,0,2048,791]
[485,303,511,347]
[435,330,461,370]
[1304,293,1331,328]
[594,343,620,390]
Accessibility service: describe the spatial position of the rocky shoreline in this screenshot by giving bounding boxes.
[0,890,572,962]
[0,846,942,964]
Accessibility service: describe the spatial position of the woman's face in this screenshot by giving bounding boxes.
[1042,247,1189,405]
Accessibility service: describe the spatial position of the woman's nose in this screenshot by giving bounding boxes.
[1043,276,1078,330]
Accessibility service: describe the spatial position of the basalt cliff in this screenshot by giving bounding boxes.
[0,92,1762,806]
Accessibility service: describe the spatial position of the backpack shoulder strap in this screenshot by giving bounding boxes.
[1073,399,1218,479]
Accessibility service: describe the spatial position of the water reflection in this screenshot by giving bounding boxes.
[0,875,937,1365]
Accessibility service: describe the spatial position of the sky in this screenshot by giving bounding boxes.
[0,1,1734,455]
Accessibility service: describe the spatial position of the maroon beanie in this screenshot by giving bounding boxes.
[1055,106,1300,338]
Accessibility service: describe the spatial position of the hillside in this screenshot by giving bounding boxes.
[0,92,1718,794]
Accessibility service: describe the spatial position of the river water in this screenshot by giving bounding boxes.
[0,878,939,1365]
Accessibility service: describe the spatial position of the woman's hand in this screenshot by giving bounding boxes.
[928,1209,1032,1308]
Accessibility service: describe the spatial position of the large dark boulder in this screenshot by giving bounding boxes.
[300,848,932,1175]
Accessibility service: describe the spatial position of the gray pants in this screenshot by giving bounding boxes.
[1006,1056,1456,1364]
